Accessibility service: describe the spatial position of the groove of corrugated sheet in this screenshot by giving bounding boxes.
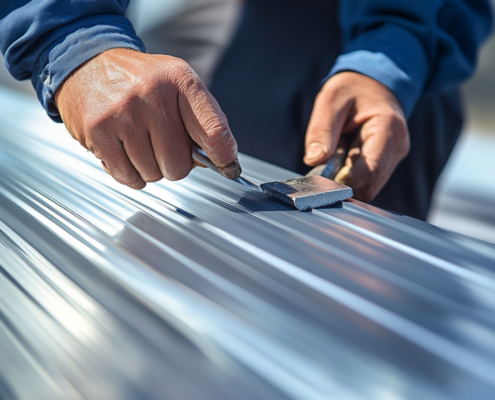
[0,87,494,400]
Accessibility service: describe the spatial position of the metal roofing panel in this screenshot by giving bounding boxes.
[0,88,495,400]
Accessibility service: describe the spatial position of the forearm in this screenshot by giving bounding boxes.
[0,1,145,121]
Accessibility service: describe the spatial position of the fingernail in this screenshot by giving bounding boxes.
[218,158,242,180]
[305,143,326,161]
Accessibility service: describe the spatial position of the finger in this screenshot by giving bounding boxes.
[304,83,353,166]
[120,127,163,183]
[93,140,146,190]
[334,114,409,201]
[149,94,194,181]
[176,67,241,179]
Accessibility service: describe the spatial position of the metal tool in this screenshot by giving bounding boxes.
[305,146,347,180]
[192,147,352,211]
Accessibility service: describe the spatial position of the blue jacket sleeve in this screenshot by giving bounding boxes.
[327,0,493,118]
[0,1,145,122]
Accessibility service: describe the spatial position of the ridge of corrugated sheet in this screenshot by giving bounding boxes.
[0,88,494,400]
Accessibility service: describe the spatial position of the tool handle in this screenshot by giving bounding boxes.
[306,147,347,180]
[191,146,222,175]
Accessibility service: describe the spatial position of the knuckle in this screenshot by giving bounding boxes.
[202,123,229,148]
[167,57,190,71]
[170,61,201,91]
[320,77,353,100]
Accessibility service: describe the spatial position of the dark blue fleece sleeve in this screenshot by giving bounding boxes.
[327,0,493,118]
[0,1,145,122]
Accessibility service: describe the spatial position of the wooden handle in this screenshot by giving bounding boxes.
[305,147,347,180]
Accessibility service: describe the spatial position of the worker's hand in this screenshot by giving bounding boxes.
[304,72,410,202]
[55,48,240,190]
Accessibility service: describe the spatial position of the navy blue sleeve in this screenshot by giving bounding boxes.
[326,0,493,118]
[0,1,146,122]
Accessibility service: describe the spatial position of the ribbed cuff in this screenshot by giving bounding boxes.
[32,15,146,122]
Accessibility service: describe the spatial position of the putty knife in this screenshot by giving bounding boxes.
[192,147,352,211]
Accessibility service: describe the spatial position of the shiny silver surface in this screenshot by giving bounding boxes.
[1,87,495,400]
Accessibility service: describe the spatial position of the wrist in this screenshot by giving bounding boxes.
[34,16,146,122]
[325,51,418,119]
[322,71,406,121]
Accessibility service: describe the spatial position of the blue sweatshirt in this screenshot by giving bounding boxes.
[0,1,492,122]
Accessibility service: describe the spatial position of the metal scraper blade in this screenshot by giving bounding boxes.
[260,176,353,211]
[191,147,352,211]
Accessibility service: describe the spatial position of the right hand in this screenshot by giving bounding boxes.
[55,48,241,190]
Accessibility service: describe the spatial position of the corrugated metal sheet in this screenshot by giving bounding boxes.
[1,87,495,400]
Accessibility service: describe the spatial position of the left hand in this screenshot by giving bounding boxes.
[304,72,410,202]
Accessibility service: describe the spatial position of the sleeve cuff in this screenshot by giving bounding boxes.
[324,50,419,119]
[32,15,146,122]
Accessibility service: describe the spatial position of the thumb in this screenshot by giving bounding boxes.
[304,84,353,166]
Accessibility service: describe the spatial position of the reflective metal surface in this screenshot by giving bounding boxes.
[1,87,495,400]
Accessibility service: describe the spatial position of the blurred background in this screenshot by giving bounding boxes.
[1,0,494,243]
[427,11,495,245]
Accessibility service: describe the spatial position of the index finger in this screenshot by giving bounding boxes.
[176,66,241,179]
